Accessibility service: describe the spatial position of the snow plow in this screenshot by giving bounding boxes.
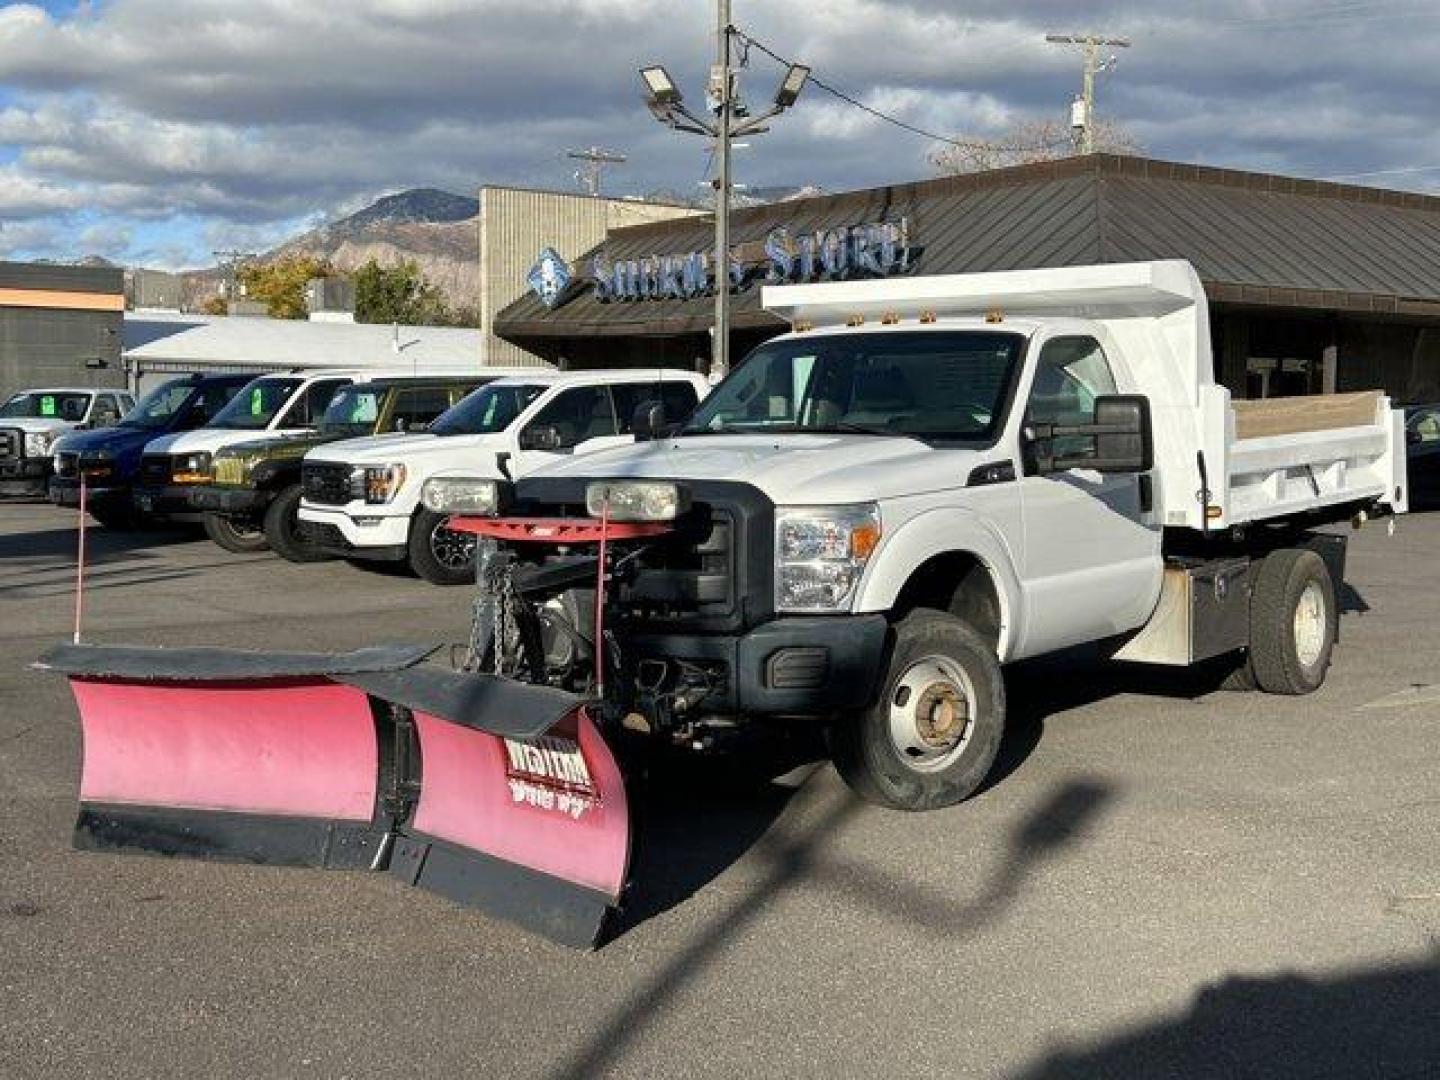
[36,520,645,948]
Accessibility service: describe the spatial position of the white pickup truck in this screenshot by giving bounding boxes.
[0,387,134,496]
[456,260,1405,810]
[297,369,710,584]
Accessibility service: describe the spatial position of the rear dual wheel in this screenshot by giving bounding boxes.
[831,610,1005,811]
[1219,547,1337,695]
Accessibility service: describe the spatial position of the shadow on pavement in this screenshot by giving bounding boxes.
[552,776,1113,1080]
[0,523,197,564]
[1014,957,1440,1079]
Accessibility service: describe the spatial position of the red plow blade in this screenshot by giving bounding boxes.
[36,643,632,949]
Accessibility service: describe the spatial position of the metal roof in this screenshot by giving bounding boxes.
[123,312,491,370]
[495,154,1440,340]
[0,260,124,294]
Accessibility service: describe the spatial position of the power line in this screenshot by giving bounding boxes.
[731,28,1063,153]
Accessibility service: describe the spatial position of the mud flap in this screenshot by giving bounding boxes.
[37,643,632,949]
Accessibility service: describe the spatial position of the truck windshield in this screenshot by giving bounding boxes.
[320,384,385,438]
[118,380,199,430]
[682,330,1025,443]
[209,377,304,430]
[430,383,545,436]
[1,391,91,420]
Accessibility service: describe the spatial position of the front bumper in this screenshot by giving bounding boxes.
[188,485,270,516]
[133,484,206,516]
[296,505,410,561]
[628,613,890,717]
[0,457,51,495]
[50,478,129,508]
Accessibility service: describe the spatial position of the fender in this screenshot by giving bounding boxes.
[853,506,1025,662]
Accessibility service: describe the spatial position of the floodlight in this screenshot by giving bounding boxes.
[774,64,810,108]
[640,66,682,106]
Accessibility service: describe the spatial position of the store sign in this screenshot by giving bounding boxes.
[589,218,912,304]
[527,246,574,309]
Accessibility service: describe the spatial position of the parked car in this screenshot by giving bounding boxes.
[298,369,707,584]
[1404,403,1440,507]
[192,373,491,560]
[49,374,252,527]
[0,387,134,497]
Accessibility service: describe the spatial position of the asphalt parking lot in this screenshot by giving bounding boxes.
[2,500,1438,1079]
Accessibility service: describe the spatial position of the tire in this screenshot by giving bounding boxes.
[203,511,269,553]
[263,484,333,563]
[830,610,1005,811]
[408,508,477,586]
[1248,548,1337,695]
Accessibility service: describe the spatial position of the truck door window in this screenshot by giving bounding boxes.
[285,379,347,426]
[391,387,453,431]
[92,394,121,426]
[1025,336,1117,460]
[524,387,615,449]
[611,382,701,433]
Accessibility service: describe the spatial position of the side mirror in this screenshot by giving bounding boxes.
[631,400,668,441]
[519,424,564,452]
[1029,394,1153,474]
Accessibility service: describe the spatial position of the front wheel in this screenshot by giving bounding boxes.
[263,484,333,563]
[830,610,1005,810]
[203,512,268,553]
[408,508,477,586]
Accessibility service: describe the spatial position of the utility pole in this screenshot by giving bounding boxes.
[639,4,808,382]
[566,147,627,197]
[1045,33,1130,155]
[712,0,733,381]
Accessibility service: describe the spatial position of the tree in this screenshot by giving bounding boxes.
[200,294,228,316]
[352,258,453,326]
[929,117,1143,176]
[237,254,334,319]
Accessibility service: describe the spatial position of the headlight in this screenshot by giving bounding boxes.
[172,451,213,484]
[775,504,882,613]
[356,463,407,505]
[586,480,688,522]
[24,431,59,457]
[213,451,261,486]
[421,477,500,514]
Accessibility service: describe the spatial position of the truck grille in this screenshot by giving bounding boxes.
[0,428,21,461]
[302,462,354,506]
[140,454,172,484]
[213,457,249,486]
[621,508,735,616]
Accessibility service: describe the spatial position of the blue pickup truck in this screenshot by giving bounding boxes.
[49,373,253,528]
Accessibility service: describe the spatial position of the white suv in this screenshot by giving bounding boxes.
[298,369,708,584]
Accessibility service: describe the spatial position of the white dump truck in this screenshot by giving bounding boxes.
[296,369,709,584]
[424,259,1406,809]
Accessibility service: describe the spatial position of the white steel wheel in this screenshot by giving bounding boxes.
[1249,547,1337,696]
[1292,581,1328,669]
[886,655,978,773]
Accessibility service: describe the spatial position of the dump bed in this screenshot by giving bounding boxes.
[765,260,1407,531]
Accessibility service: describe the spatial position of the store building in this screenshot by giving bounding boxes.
[494,154,1440,401]
[0,261,125,401]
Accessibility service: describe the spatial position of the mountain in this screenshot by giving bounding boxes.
[270,187,481,312]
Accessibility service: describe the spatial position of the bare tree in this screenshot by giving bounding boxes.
[929,117,1143,176]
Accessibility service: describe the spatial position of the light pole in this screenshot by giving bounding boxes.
[1045,33,1130,155]
[640,4,809,381]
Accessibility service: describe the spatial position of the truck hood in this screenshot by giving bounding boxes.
[0,417,76,436]
[307,431,508,466]
[531,434,983,504]
[54,425,152,461]
[145,427,312,455]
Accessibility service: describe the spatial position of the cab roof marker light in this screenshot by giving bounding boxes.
[985,308,1005,323]
[846,314,865,327]
[880,311,900,325]
[918,310,938,324]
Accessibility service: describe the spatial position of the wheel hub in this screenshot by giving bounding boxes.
[1293,580,1327,668]
[887,656,976,772]
[431,523,476,570]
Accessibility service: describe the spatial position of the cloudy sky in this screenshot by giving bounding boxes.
[0,0,1437,269]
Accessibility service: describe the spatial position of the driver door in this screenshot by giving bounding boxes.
[1017,334,1161,657]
